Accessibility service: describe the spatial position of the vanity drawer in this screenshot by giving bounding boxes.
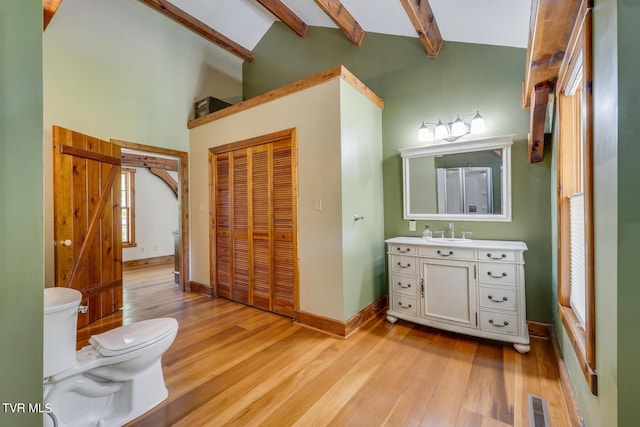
[389,244,417,256]
[479,311,518,335]
[479,286,517,311]
[391,294,418,317]
[391,275,418,296]
[391,255,417,276]
[478,250,517,262]
[478,262,517,286]
[418,246,475,260]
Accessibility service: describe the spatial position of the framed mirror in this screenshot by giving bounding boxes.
[402,134,513,222]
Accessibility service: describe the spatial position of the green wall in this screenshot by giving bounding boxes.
[245,23,553,322]
[0,1,44,425]
[614,0,640,425]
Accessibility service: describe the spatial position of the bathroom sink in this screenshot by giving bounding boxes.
[426,237,473,245]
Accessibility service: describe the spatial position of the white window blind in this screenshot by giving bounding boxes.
[569,192,586,329]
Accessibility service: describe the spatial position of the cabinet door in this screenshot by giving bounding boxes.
[421,259,477,328]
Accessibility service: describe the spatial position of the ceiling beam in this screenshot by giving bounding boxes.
[528,82,551,163]
[139,0,254,62]
[256,0,307,38]
[312,0,365,46]
[122,152,178,171]
[43,0,63,30]
[522,0,581,108]
[399,0,443,58]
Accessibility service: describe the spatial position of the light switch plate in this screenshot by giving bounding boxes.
[409,220,416,231]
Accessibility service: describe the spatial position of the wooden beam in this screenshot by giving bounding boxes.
[528,82,551,163]
[399,0,443,58]
[149,167,179,198]
[139,0,254,62]
[122,152,178,170]
[43,0,63,30]
[522,0,581,108]
[256,0,307,38]
[312,0,365,46]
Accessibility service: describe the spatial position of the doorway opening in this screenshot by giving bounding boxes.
[112,139,190,293]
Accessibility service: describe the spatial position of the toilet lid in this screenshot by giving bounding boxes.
[89,318,178,356]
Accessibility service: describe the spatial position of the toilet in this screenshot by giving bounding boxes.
[43,287,178,427]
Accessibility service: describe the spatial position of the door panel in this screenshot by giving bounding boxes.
[213,153,232,299]
[53,126,122,328]
[272,140,294,316]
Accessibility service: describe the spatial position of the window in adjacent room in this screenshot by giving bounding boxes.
[121,168,136,248]
[556,1,596,394]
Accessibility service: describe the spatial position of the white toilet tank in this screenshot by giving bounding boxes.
[44,287,82,378]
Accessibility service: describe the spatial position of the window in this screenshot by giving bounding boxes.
[121,168,136,248]
[556,2,596,394]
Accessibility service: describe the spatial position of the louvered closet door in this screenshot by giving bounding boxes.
[271,140,295,316]
[214,153,232,299]
[232,150,250,304]
[251,145,272,311]
[211,131,296,317]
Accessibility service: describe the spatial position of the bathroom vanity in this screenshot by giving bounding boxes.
[385,236,529,353]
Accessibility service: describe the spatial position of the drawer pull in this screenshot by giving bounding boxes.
[487,253,507,260]
[487,271,507,278]
[398,282,412,289]
[397,262,411,268]
[396,247,411,253]
[488,295,508,302]
[437,250,454,257]
[397,302,412,309]
[489,319,509,327]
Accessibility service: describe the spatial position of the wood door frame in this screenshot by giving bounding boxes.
[112,139,191,292]
[208,128,299,313]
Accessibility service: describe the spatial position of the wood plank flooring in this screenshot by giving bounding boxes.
[77,263,580,427]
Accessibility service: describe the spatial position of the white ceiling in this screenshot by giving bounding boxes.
[169,0,532,51]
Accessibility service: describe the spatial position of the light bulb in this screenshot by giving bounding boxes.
[470,111,486,133]
[418,122,432,142]
[450,115,467,137]
[434,119,449,139]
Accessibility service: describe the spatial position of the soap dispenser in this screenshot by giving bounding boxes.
[422,225,432,240]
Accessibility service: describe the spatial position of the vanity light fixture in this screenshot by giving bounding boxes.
[418,111,486,142]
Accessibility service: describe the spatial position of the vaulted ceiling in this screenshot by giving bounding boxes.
[43,0,584,161]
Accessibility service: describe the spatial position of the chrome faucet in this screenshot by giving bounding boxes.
[448,223,455,238]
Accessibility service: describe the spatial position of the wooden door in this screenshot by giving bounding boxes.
[210,129,297,317]
[53,126,123,328]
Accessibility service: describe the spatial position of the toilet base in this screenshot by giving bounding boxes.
[44,359,168,427]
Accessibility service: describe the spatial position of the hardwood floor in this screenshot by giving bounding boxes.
[77,264,580,426]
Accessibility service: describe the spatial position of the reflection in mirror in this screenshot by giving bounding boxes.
[402,135,513,222]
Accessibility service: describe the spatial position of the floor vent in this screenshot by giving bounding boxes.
[528,394,551,427]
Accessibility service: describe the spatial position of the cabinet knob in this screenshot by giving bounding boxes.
[488,295,508,302]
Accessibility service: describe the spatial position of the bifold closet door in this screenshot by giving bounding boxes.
[212,136,295,317]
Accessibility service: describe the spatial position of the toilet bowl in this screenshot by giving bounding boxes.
[43,287,178,427]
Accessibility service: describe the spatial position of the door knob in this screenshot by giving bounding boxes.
[53,239,72,246]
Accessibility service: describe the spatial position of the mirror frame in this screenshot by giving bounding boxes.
[401,134,514,222]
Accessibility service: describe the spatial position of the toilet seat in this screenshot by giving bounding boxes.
[89,318,178,357]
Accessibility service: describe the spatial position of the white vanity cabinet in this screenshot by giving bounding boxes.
[385,237,530,353]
